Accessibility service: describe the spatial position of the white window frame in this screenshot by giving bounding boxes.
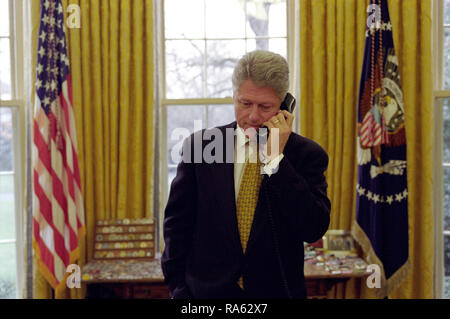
[0,0,26,299]
[156,0,297,228]
[433,0,450,300]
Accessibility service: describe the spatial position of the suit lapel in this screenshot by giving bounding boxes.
[207,122,243,256]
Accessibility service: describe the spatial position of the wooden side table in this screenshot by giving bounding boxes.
[82,258,169,299]
[304,257,371,298]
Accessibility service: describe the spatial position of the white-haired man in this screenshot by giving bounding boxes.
[162,50,330,298]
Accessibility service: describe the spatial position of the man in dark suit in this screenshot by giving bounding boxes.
[161,50,331,299]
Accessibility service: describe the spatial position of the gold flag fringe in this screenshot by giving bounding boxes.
[351,221,411,298]
[33,225,86,298]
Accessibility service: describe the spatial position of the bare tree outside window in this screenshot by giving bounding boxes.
[165,0,287,99]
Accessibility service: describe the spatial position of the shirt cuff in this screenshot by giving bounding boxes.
[261,153,284,176]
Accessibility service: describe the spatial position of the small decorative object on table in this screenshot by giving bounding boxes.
[81,218,169,299]
[322,229,357,257]
[93,218,155,260]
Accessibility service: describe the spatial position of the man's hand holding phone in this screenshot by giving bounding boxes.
[262,110,294,161]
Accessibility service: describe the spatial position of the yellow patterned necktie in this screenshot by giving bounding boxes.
[236,157,263,289]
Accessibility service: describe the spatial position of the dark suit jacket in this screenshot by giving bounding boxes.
[161,121,331,299]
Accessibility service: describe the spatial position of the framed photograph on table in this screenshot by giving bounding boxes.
[322,230,357,257]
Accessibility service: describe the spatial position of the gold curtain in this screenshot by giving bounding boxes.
[299,0,433,298]
[30,0,156,298]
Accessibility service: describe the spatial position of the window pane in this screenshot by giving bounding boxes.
[206,40,245,98]
[168,166,177,194]
[0,108,13,172]
[267,1,287,37]
[0,242,17,298]
[445,232,450,298]
[247,37,268,52]
[167,105,206,166]
[247,38,287,58]
[0,171,15,241]
[269,38,287,58]
[444,98,450,299]
[0,38,11,100]
[445,0,450,25]
[167,105,206,191]
[444,99,450,163]
[246,0,286,38]
[444,28,450,90]
[0,0,9,37]
[0,107,16,298]
[0,108,16,243]
[205,0,246,39]
[165,40,205,99]
[445,167,450,231]
[207,104,235,128]
[165,0,204,39]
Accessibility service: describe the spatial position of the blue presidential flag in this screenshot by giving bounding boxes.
[352,0,410,297]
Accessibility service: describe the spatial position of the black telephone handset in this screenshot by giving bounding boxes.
[257,93,296,144]
[280,92,296,113]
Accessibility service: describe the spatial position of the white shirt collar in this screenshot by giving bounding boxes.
[236,124,249,150]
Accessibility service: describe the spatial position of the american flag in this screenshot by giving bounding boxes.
[32,0,85,297]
